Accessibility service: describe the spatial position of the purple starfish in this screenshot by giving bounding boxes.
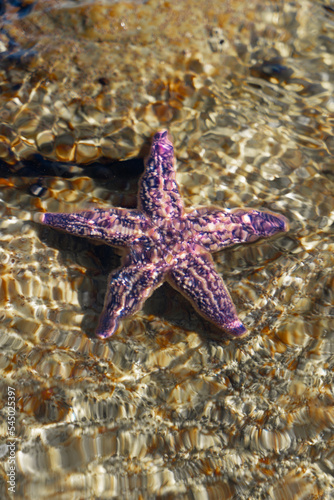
[36,130,288,339]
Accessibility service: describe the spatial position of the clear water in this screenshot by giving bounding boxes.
[0,0,333,498]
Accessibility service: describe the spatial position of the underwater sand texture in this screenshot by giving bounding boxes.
[0,0,334,498]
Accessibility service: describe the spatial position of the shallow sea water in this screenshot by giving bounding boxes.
[0,0,334,499]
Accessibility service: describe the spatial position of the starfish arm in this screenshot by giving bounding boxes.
[35,208,151,246]
[139,130,184,220]
[167,252,247,337]
[186,207,289,252]
[96,261,164,338]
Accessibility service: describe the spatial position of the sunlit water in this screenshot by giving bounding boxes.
[0,0,333,498]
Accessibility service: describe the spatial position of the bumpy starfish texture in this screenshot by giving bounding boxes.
[36,130,288,339]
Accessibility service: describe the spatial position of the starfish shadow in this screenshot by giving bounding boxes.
[143,282,249,344]
[28,154,149,338]
[33,221,119,338]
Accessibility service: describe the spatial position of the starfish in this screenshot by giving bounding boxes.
[35,130,288,339]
